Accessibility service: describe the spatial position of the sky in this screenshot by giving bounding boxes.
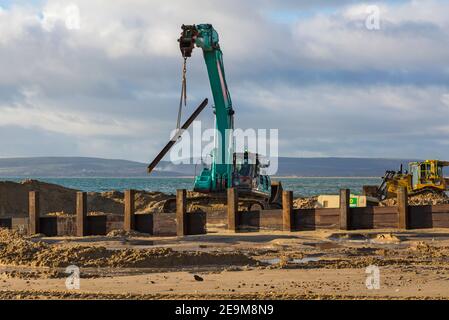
[0,0,449,162]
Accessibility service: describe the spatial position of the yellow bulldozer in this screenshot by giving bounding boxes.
[377,160,449,200]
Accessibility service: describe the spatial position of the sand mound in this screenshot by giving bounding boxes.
[409,241,433,253]
[407,241,448,258]
[92,191,231,214]
[293,197,318,209]
[87,190,173,214]
[380,191,449,207]
[0,180,78,217]
[0,229,257,268]
[0,180,179,217]
[372,233,400,243]
[0,179,265,216]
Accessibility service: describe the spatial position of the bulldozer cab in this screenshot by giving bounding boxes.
[409,160,449,192]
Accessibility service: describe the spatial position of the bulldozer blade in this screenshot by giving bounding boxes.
[270,180,283,207]
[147,98,208,174]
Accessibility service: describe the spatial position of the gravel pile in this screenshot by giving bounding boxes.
[293,197,318,209]
[380,191,449,207]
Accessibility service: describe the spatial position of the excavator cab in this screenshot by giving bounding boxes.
[232,151,271,197]
[192,150,281,209]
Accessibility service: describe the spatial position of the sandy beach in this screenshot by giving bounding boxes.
[1,228,449,300]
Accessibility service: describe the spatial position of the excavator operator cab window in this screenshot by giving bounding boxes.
[260,175,268,189]
[243,151,249,163]
[239,164,252,176]
[234,154,254,177]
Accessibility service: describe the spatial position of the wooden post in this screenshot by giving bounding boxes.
[227,188,238,232]
[76,192,87,237]
[29,191,40,235]
[124,189,136,232]
[176,189,187,236]
[282,191,293,231]
[397,186,409,229]
[340,189,350,230]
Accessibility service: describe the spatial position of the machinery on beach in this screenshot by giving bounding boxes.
[148,24,282,210]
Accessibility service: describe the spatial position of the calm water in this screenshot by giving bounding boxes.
[1,177,382,196]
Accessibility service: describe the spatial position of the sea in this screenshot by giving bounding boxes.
[0,177,382,197]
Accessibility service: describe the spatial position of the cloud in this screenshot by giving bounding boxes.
[289,2,449,72]
[0,0,448,162]
[441,93,449,107]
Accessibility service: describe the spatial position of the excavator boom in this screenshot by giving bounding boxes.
[179,24,234,192]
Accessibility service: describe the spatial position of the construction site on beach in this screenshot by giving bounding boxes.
[1,174,449,299]
[2,22,449,301]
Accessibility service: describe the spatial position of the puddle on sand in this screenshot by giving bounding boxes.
[261,256,321,265]
[329,233,405,246]
[328,233,369,242]
[303,242,342,250]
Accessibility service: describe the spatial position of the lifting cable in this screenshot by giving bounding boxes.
[176,57,188,129]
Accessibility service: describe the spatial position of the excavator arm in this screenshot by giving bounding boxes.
[179,24,235,191]
[148,24,279,208]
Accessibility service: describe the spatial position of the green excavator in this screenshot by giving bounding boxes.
[148,24,282,210]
